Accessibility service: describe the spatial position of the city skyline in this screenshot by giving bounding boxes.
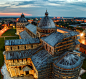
[0,0,86,17]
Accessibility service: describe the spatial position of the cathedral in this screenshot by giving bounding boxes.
[3,10,84,79]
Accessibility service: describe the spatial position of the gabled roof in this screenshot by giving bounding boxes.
[57,27,79,36]
[41,32,64,47]
[4,46,43,60]
[25,24,37,35]
[5,38,40,46]
[22,66,32,71]
[19,30,32,39]
[31,49,52,70]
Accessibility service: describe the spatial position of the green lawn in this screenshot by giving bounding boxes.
[0,36,19,79]
[81,72,86,79]
[0,28,19,79]
[82,59,86,70]
[2,29,17,36]
[0,37,4,79]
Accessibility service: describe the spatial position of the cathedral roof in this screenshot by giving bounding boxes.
[4,46,43,60]
[41,32,64,47]
[57,27,79,36]
[41,31,74,47]
[38,10,56,29]
[20,30,32,39]
[31,49,52,70]
[25,24,37,35]
[18,13,27,22]
[5,38,40,46]
[54,53,81,69]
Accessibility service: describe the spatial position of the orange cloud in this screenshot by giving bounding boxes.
[0,13,32,16]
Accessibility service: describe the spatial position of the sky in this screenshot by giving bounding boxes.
[0,0,86,17]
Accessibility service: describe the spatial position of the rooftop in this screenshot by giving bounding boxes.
[38,10,56,29]
[31,49,52,70]
[54,53,81,69]
[57,27,79,36]
[19,30,32,39]
[5,38,40,46]
[25,24,37,35]
[41,32,64,47]
[4,46,42,60]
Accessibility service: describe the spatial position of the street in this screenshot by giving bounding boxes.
[0,28,8,36]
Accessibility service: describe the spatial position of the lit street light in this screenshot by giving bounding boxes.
[80,33,83,36]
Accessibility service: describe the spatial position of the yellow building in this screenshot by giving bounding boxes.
[80,29,86,54]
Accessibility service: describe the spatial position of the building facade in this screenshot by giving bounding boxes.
[80,29,86,54]
[3,11,84,79]
[16,13,29,35]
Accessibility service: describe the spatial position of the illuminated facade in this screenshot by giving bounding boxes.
[16,13,29,35]
[3,11,84,79]
[80,29,86,54]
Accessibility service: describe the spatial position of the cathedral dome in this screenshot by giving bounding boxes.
[54,53,81,69]
[18,13,27,22]
[38,10,56,29]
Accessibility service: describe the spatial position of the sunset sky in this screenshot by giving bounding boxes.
[0,0,86,17]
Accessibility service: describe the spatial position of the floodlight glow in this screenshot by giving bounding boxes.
[80,33,83,36]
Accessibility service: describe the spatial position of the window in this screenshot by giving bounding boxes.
[11,47,12,50]
[25,46,26,49]
[46,44,47,49]
[13,59,14,63]
[18,46,19,49]
[22,59,23,62]
[17,59,18,62]
[50,47,51,52]
[31,45,33,48]
[19,67,21,70]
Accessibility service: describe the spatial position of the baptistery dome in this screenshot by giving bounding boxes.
[18,13,27,22]
[38,10,56,29]
[55,53,81,69]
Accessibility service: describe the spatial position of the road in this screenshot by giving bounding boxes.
[0,28,8,36]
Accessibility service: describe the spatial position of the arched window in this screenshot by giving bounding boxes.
[13,59,14,63]
[46,30,47,33]
[22,59,23,62]
[46,44,47,49]
[18,46,19,49]
[50,47,51,52]
[31,45,33,48]
[11,47,12,50]
[25,46,26,49]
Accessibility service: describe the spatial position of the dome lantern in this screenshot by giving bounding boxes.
[45,10,48,16]
[21,13,25,18]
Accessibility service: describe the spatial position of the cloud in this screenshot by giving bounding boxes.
[0,12,32,16]
[0,0,86,17]
[17,1,35,6]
